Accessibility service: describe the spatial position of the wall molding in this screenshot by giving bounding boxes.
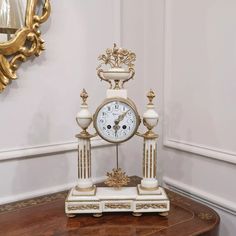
[163,0,236,165]
[163,176,236,216]
[0,176,106,205]
[164,139,236,165]
[0,137,114,162]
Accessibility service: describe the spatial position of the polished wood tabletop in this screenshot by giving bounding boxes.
[0,177,219,236]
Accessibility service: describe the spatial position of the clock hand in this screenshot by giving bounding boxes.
[115,109,130,125]
[113,110,130,136]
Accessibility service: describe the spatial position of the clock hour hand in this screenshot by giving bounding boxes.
[114,109,130,125]
[113,110,130,137]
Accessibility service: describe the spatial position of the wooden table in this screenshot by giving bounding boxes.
[0,177,219,236]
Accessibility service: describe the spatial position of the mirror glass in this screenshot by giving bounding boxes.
[0,0,28,43]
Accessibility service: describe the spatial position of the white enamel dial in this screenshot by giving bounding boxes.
[94,99,140,143]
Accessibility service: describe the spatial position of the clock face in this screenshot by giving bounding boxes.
[94,99,140,143]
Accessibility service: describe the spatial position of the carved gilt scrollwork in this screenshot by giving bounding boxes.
[105,203,131,210]
[136,203,167,210]
[0,0,51,92]
[68,204,100,211]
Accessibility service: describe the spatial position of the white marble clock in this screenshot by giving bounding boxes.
[65,44,170,217]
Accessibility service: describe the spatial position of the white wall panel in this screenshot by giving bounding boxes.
[160,0,236,235]
[0,0,120,203]
[0,0,117,150]
[0,0,145,205]
[163,0,236,163]
[120,0,236,235]
[0,144,116,204]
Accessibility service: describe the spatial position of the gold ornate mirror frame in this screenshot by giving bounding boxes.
[0,0,51,92]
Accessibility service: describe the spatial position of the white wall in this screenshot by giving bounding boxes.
[0,0,146,204]
[0,0,125,203]
[121,0,236,235]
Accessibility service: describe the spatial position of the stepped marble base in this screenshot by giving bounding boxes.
[65,186,170,216]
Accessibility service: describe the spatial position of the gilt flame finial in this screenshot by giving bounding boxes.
[147,89,155,105]
[80,89,88,105]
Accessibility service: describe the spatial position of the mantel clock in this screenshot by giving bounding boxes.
[65,44,170,217]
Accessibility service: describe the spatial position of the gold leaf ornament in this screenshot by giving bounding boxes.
[105,168,130,189]
[97,43,136,70]
[0,0,51,92]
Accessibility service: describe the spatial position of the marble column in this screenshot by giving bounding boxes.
[75,89,94,191]
[141,138,158,189]
[140,90,159,190]
[77,137,93,189]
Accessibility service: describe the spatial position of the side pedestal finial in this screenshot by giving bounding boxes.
[138,90,160,193]
[75,89,95,194]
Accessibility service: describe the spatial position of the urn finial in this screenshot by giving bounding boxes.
[96,44,136,89]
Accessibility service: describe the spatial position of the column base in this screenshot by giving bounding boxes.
[137,184,161,195]
[72,185,96,196]
[141,178,158,189]
[77,179,93,189]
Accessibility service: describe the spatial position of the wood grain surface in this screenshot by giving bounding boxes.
[0,176,220,236]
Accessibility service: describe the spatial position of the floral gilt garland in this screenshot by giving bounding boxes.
[97,43,136,70]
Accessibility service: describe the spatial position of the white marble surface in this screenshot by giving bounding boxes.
[66,186,170,214]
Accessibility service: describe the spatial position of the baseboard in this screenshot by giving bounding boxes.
[163,176,236,216]
[0,176,106,205]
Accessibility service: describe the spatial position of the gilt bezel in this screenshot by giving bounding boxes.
[93,97,141,143]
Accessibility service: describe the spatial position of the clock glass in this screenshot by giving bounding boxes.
[94,99,140,143]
